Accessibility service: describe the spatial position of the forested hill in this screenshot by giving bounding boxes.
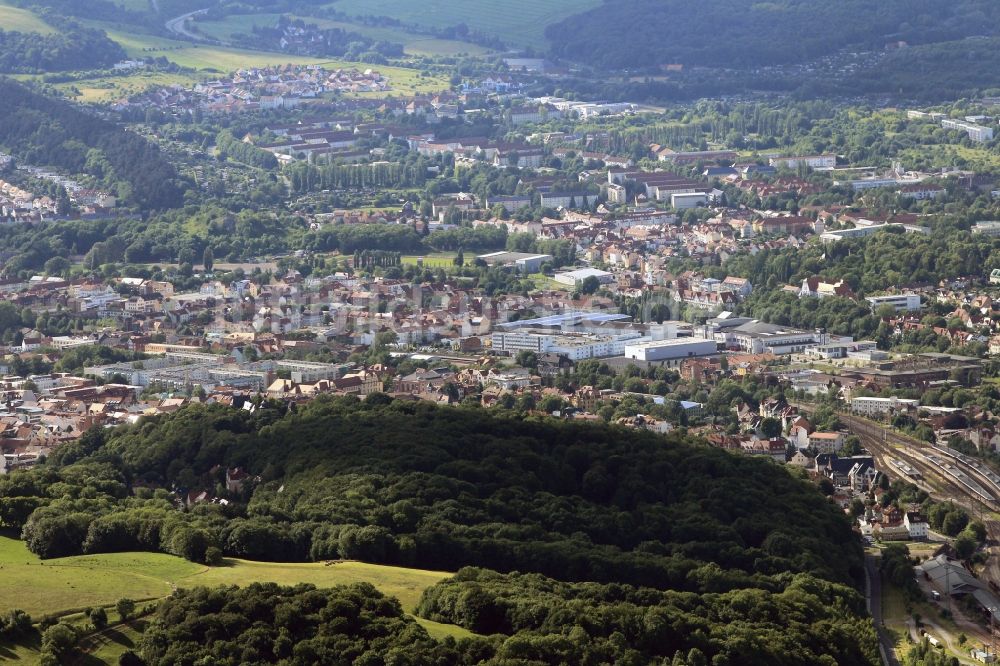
[547,0,1000,70]
[0,19,125,73]
[0,396,878,663]
[0,79,186,210]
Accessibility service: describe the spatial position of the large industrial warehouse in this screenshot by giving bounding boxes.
[623,336,718,362]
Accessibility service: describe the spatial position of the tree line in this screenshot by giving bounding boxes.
[418,566,877,665]
[0,18,125,74]
[0,396,877,663]
[547,0,1000,71]
[0,79,186,211]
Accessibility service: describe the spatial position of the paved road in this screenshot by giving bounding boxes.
[165,8,209,41]
[866,553,901,666]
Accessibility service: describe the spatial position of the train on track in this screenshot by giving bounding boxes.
[929,445,1000,502]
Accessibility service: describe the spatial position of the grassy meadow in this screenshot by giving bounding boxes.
[0,534,470,664]
[325,0,601,47]
[192,12,491,57]
[0,1,55,34]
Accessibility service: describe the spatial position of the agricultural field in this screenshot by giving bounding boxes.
[325,0,601,48]
[0,534,470,664]
[89,22,329,72]
[50,72,200,104]
[184,12,284,43]
[304,17,492,57]
[21,21,448,102]
[193,12,492,57]
[0,1,55,34]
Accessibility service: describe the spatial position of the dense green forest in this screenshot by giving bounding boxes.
[0,79,186,210]
[135,583,482,665]
[10,0,200,29]
[724,226,1000,294]
[0,20,125,73]
[0,397,878,664]
[418,567,875,665]
[547,0,1000,70]
[0,207,509,274]
[854,37,1000,100]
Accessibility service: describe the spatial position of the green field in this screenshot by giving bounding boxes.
[0,534,469,663]
[304,19,491,57]
[185,12,284,42]
[92,23,330,72]
[22,21,449,101]
[51,72,203,103]
[193,13,491,57]
[325,0,600,47]
[0,1,55,34]
[402,252,468,268]
[526,272,571,291]
[0,4,449,101]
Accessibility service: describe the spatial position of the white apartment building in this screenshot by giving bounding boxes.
[865,294,921,312]
[972,221,1000,236]
[904,512,929,540]
[807,432,845,454]
[769,154,837,169]
[491,329,639,360]
[850,396,919,416]
[941,118,994,143]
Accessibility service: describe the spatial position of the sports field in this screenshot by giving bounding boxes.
[402,252,468,268]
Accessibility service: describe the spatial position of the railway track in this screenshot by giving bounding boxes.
[844,414,999,512]
[824,407,1000,599]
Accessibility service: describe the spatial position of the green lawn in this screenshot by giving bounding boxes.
[526,272,571,291]
[0,1,55,33]
[402,252,466,268]
[324,0,601,47]
[0,534,471,664]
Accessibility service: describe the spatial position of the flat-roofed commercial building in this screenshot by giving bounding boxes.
[623,337,717,362]
[716,320,822,355]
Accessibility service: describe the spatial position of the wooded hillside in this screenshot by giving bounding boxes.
[0,79,186,210]
[547,0,1000,70]
[0,396,878,664]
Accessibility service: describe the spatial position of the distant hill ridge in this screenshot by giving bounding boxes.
[546,0,1000,70]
